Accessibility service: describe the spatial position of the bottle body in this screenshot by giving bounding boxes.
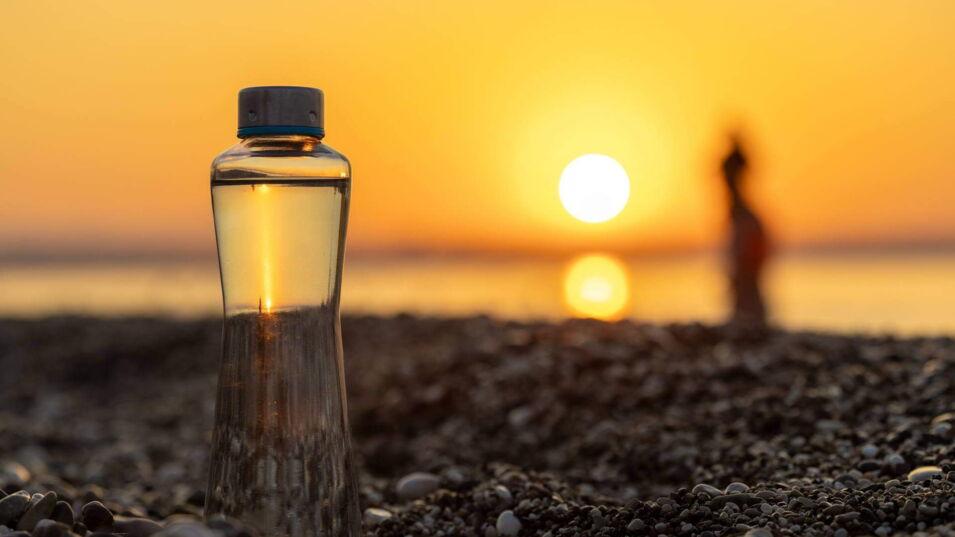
[206,135,359,537]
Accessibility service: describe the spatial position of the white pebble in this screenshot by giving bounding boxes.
[907,465,943,482]
[362,507,392,527]
[493,485,513,506]
[496,510,522,536]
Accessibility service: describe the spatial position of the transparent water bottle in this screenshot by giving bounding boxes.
[206,86,360,537]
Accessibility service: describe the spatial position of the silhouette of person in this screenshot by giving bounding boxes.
[721,134,769,325]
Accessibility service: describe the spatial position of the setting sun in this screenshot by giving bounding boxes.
[558,154,631,224]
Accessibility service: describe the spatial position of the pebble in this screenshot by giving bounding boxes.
[31,519,70,537]
[834,511,860,524]
[691,484,722,498]
[930,422,952,437]
[16,492,56,531]
[884,453,906,472]
[724,482,750,494]
[495,510,521,536]
[907,466,943,482]
[362,508,392,527]
[49,502,74,526]
[589,507,605,529]
[931,412,954,425]
[113,517,164,537]
[493,485,513,506]
[744,529,772,537]
[5,318,955,536]
[203,515,250,537]
[857,459,881,472]
[395,472,441,501]
[154,523,217,537]
[0,493,31,526]
[80,502,113,532]
[0,465,30,489]
[4,532,29,537]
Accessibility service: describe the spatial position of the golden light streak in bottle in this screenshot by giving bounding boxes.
[256,184,275,313]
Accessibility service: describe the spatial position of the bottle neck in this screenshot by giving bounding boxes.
[241,133,324,142]
[240,134,324,152]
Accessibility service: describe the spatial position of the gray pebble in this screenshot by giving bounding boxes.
[362,508,392,527]
[691,484,723,498]
[744,528,772,537]
[113,517,163,537]
[4,532,29,537]
[0,493,31,527]
[907,465,943,482]
[395,472,440,501]
[49,502,73,527]
[724,482,749,494]
[80,502,112,533]
[495,510,521,537]
[834,529,847,537]
[884,453,905,470]
[627,518,645,531]
[16,492,56,531]
[860,444,879,458]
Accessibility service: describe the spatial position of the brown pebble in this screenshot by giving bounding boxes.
[50,502,74,526]
[31,519,71,537]
[80,502,113,532]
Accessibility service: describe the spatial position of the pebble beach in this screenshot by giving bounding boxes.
[1,315,953,536]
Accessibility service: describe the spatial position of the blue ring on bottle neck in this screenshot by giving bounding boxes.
[237,126,325,138]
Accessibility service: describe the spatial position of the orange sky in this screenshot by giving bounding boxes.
[1,1,954,258]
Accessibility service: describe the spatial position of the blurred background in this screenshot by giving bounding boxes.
[1,0,954,333]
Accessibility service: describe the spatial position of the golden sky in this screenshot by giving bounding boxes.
[1,0,954,257]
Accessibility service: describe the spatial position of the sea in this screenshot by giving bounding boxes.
[2,252,954,336]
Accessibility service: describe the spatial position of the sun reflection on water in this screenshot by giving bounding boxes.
[563,254,630,320]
